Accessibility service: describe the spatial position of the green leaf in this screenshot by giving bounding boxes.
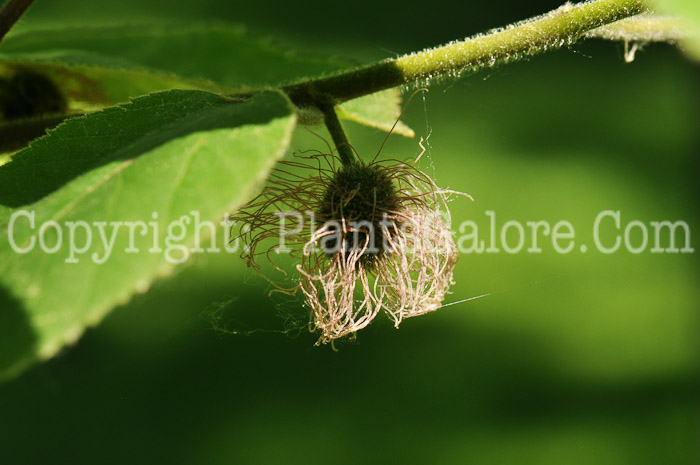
[0,60,238,107]
[0,24,350,87]
[0,25,413,138]
[337,89,415,138]
[0,114,73,154]
[0,60,240,152]
[653,0,700,59]
[0,89,296,380]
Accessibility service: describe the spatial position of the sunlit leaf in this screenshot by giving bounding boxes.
[0,89,296,380]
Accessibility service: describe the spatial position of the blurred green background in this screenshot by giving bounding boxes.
[1,0,699,463]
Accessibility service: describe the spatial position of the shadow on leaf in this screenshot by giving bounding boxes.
[0,284,36,382]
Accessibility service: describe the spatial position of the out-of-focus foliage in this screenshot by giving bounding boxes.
[655,0,700,58]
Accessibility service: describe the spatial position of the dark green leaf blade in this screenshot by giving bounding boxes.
[0,25,413,138]
[0,24,350,87]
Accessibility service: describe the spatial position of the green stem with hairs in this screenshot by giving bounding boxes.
[319,102,357,167]
[284,0,648,107]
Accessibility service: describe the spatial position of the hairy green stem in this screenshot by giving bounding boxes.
[284,0,648,107]
[0,0,35,44]
[320,103,357,166]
